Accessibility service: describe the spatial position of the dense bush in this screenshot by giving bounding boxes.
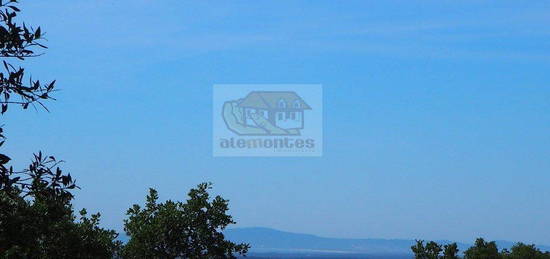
[412,238,550,259]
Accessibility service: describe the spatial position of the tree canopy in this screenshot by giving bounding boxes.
[412,238,550,259]
[123,183,249,259]
[411,240,459,259]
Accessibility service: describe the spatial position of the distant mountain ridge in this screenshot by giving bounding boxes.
[225,227,550,256]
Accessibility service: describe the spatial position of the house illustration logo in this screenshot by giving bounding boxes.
[213,84,322,157]
[222,91,311,136]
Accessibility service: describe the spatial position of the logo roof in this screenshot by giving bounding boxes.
[237,91,311,110]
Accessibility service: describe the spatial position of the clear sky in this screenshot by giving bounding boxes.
[4,0,550,245]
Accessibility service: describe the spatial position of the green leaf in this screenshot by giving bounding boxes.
[35,26,40,39]
[8,5,20,12]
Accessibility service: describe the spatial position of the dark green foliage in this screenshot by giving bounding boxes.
[501,243,550,259]
[443,243,459,259]
[123,183,250,259]
[71,209,123,258]
[0,0,56,113]
[0,150,121,258]
[412,240,458,259]
[0,189,122,258]
[464,238,501,259]
[0,1,121,258]
[413,238,550,259]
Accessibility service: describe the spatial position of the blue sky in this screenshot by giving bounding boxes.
[3,0,550,245]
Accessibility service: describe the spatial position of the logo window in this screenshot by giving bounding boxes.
[278,99,287,109]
